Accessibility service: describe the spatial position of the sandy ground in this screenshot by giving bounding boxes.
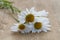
[0,0,60,40]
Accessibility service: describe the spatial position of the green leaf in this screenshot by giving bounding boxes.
[0,0,21,13]
[0,0,21,22]
[13,7,21,13]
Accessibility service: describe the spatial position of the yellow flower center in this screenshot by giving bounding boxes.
[18,24,25,30]
[34,22,42,29]
[25,14,34,22]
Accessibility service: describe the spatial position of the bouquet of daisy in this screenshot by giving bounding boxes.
[11,7,51,33]
[0,0,51,34]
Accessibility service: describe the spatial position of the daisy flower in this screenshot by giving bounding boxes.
[29,17,51,33]
[18,7,48,24]
[11,23,31,33]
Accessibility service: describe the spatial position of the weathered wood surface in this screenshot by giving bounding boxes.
[0,0,60,40]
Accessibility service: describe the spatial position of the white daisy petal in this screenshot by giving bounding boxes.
[13,23,19,26]
[46,28,51,30]
[35,17,50,25]
[18,16,25,23]
[26,8,30,13]
[30,7,35,12]
[18,12,25,17]
[43,29,47,32]
[37,30,42,33]
[38,10,48,16]
[34,12,41,16]
[45,25,51,27]
[32,30,36,33]
[42,26,51,32]
[24,30,30,33]
[20,20,25,24]
[22,11,28,16]
[11,26,18,32]
[39,17,50,25]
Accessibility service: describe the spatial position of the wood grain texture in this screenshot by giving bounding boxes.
[0,0,60,40]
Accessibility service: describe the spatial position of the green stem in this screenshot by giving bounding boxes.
[10,14,19,22]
